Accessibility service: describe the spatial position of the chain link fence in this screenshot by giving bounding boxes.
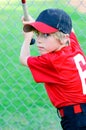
[0,0,86,130]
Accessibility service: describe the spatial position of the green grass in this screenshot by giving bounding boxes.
[0,0,86,130]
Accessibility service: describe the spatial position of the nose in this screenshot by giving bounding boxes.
[36,35,42,43]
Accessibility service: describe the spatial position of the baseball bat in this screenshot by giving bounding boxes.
[21,0,35,45]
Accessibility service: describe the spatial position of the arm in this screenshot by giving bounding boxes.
[20,31,34,66]
[20,16,34,66]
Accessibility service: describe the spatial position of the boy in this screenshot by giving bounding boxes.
[20,8,86,130]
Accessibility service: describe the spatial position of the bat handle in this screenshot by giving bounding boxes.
[30,38,35,45]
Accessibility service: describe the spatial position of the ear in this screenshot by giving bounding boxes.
[62,34,70,45]
[65,34,69,38]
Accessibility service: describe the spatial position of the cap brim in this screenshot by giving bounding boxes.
[23,22,58,33]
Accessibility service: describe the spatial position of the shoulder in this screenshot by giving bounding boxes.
[70,31,79,43]
[27,53,53,67]
[69,30,82,50]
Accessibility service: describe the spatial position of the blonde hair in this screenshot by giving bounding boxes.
[52,31,70,45]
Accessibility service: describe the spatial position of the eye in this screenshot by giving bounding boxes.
[43,34,50,37]
[34,31,50,38]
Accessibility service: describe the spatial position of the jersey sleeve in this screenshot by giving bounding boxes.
[70,32,79,43]
[27,54,58,83]
[70,32,82,50]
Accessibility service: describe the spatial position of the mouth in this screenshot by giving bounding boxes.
[38,46,44,51]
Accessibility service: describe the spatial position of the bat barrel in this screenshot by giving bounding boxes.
[21,0,26,4]
[22,3,29,21]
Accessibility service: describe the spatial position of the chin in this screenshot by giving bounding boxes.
[40,52,47,55]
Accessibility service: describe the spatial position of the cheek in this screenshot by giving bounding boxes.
[45,41,58,52]
[46,38,58,48]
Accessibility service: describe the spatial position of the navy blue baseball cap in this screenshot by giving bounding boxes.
[23,8,72,34]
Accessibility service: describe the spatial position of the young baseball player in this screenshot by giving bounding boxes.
[20,8,86,130]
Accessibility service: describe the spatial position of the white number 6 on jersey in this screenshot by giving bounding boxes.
[74,54,86,94]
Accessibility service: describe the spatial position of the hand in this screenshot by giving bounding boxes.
[22,15,35,25]
[23,31,34,42]
[21,15,34,42]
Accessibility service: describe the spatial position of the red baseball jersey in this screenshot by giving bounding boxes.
[27,32,86,108]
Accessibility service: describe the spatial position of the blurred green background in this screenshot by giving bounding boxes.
[0,0,86,130]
